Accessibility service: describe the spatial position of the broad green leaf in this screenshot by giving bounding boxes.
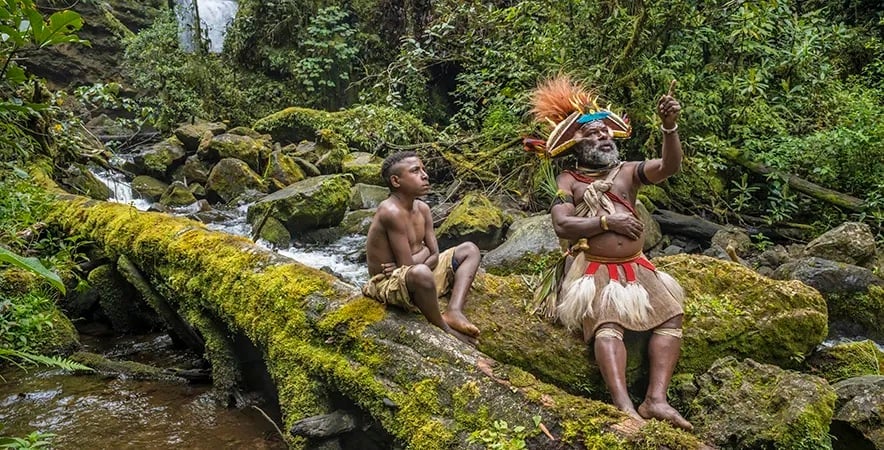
[39,10,88,48]
[4,63,26,84]
[0,246,65,294]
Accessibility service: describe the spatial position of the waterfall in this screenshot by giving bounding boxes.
[175,0,239,53]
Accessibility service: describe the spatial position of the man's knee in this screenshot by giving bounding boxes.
[406,264,435,291]
[457,241,480,259]
[595,324,624,341]
[653,315,684,338]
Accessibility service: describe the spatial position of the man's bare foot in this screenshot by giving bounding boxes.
[444,325,477,346]
[442,310,480,337]
[638,401,693,431]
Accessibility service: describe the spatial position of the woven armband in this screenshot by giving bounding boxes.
[637,161,654,186]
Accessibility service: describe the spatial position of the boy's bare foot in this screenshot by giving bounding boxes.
[442,310,480,337]
[638,400,693,431]
[443,325,477,346]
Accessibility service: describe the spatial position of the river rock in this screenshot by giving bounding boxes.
[246,174,352,235]
[673,255,828,372]
[349,183,388,210]
[206,158,267,204]
[265,150,305,191]
[203,133,270,173]
[227,126,267,140]
[831,375,884,450]
[342,152,383,185]
[773,257,883,340]
[804,222,878,269]
[710,226,753,255]
[58,163,111,200]
[175,155,211,185]
[482,214,560,275]
[687,357,836,449]
[254,216,291,248]
[437,192,510,251]
[131,137,187,179]
[173,121,226,153]
[160,181,198,207]
[806,340,884,383]
[131,175,168,202]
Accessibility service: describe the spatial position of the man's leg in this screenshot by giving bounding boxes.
[406,264,475,345]
[594,324,643,422]
[442,242,481,337]
[637,315,693,430]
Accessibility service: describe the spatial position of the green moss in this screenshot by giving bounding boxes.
[253,105,434,152]
[0,268,38,297]
[485,251,560,276]
[636,184,669,209]
[806,340,882,383]
[393,379,455,450]
[438,193,504,235]
[32,306,80,355]
[184,307,241,403]
[629,419,696,450]
[827,284,884,340]
[69,351,179,380]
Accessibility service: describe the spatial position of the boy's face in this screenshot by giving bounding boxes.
[390,156,430,195]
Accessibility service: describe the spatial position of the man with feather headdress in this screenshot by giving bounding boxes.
[527,75,692,430]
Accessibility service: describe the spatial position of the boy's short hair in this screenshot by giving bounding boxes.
[381,151,419,189]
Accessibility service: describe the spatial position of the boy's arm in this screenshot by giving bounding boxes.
[380,207,415,267]
[420,202,440,269]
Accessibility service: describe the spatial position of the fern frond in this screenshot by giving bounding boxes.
[0,348,93,372]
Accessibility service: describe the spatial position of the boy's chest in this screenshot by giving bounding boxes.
[406,209,427,243]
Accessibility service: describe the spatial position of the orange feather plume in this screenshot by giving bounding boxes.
[530,75,595,126]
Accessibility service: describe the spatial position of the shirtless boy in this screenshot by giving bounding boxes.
[363,151,481,345]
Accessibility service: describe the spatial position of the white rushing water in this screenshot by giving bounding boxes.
[176,0,239,53]
[92,167,369,286]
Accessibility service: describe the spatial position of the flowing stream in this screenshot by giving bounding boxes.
[0,333,285,449]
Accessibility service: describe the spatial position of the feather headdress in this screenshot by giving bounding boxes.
[525,75,631,158]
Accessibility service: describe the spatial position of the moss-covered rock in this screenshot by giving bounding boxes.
[349,183,388,210]
[160,181,198,207]
[0,268,38,297]
[87,264,147,333]
[246,174,352,236]
[131,137,187,179]
[342,152,383,185]
[803,222,878,269]
[437,192,511,250]
[32,306,80,356]
[176,155,211,185]
[827,285,884,342]
[69,351,185,381]
[806,340,884,384]
[203,133,271,173]
[688,357,836,449]
[57,163,111,200]
[173,121,227,153]
[205,158,267,203]
[255,216,292,248]
[667,254,828,372]
[131,175,168,202]
[253,105,435,151]
[482,214,561,276]
[264,150,305,191]
[831,375,884,450]
[294,129,350,175]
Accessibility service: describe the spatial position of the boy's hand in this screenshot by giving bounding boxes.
[381,262,396,276]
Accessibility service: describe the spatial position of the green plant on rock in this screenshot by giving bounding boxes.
[467,416,541,450]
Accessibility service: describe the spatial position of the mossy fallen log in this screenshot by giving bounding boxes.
[46,194,703,449]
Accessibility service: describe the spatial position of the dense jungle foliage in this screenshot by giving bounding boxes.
[117,0,884,239]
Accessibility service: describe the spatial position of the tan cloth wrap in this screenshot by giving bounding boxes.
[595,327,624,340]
[653,327,683,338]
[362,248,457,312]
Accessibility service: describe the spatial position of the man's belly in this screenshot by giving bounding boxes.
[586,232,644,259]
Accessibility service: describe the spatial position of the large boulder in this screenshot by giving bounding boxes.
[804,222,878,268]
[636,199,662,251]
[291,130,350,175]
[205,158,267,203]
[130,175,168,202]
[264,150,306,190]
[175,155,212,185]
[131,137,187,179]
[774,258,883,340]
[482,214,561,275]
[173,121,226,153]
[686,357,836,449]
[246,174,352,235]
[349,183,388,210]
[831,375,884,450]
[159,181,198,207]
[806,340,884,384]
[437,192,510,251]
[673,255,828,372]
[201,133,271,173]
[254,216,292,248]
[342,152,383,185]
